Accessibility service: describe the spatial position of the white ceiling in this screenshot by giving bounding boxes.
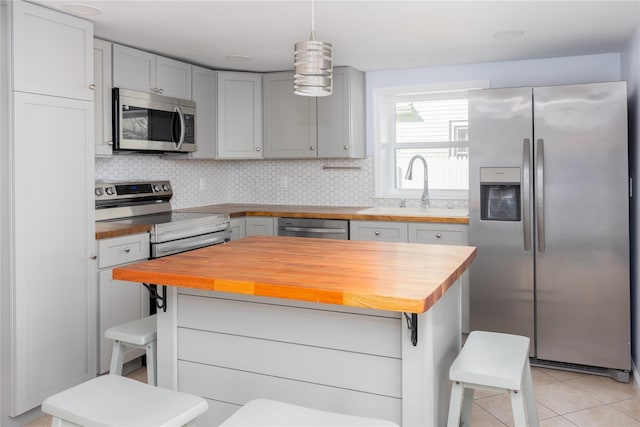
[33,0,640,72]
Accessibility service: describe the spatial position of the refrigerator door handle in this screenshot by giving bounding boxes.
[536,138,545,252]
[523,138,532,251]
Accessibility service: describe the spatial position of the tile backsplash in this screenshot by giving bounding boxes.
[96,155,376,208]
[96,155,468,209]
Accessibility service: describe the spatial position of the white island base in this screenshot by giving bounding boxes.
[156,281,461,426]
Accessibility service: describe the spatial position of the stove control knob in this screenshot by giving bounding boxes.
[153,185,161,192]
[162,184,170,191]
[105,187,115,195]
[95,187,104,197]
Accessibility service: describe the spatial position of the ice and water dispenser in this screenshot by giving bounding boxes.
[480,167,521,221]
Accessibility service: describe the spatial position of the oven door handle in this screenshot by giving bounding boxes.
[153,223,230,242]
[154,235,227,257]
[281,226,348,234]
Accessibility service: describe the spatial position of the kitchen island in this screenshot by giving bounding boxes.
[113,236,476,426]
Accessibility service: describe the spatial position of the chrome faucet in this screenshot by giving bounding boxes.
[405,155,430,208]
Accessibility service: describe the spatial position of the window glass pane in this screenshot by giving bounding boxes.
[395,98,468,144]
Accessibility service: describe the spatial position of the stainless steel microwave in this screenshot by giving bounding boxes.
[112,88,196,153]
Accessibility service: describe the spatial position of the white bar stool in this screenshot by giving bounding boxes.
[447,331,539,427]
[42,374,208,427]
[220,399,399,426]
[105,314,157,386]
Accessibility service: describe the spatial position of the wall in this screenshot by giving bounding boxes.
[622,26,640,383]
[97,53,622,210]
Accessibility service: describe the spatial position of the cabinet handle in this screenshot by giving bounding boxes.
[151,87,158,93]
[158,88,164,94]
[435,233,442,239]
[89,83,96,90]
[89,254,97,260]
[310,146,316,151]
[122,247,131,254]
[343,145,348,150]
[255,147,261,151]
[374,231,380,236]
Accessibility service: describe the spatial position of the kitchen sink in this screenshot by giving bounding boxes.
[357,207,469,217]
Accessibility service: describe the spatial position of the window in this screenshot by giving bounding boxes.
[373,82,487,200]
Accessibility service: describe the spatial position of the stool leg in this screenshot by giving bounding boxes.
[523,359,539,427]
[51,416,82,427]
[460,388,474,426]
[146,340,157,386]
[447,381,465,427]
[109,341,126,376]
[509,389,527,427]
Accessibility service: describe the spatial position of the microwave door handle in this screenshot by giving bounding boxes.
[174,106,186,150]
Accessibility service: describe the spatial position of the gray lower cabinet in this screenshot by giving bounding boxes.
[263,67,365,159]
[229,217,246,241]
[351,220,470,332]
[349,220,408,242]
[96,233,150,374]
[245,216,277,236]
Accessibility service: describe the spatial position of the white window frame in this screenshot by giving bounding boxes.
[372,80,489,200]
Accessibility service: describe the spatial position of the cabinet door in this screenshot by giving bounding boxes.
[408,222,470,333]
[349,221,408,242]
[191,66,218,159]
[263,71,317,158]
[217,71,263,159]
[246,217,276,236]
[317,67,365,158]
[94,38,112,156]
[156,55,192,99]
[12,1,94,100]
[112,44,156,93]
[12,92,95,415]
[230,217,246,241]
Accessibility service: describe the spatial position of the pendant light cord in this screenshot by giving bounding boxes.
[310,0,316,39]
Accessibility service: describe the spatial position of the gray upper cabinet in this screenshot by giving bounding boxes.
[263,67,365,159]
[217,71,263,159]
[191,66,218,159]
[112,44,192,99]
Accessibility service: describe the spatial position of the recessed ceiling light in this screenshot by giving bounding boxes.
[63,3,102,15]
[493,30,524,40]
[225,55,251,62]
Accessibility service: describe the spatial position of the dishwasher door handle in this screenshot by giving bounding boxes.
[282,226,348,234]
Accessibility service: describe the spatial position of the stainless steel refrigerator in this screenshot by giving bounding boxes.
[468,82,631,381]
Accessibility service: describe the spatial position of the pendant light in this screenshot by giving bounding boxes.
[294,0,333,96]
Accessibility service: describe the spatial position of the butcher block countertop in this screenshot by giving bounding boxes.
[97,203,468,240]
[176,203,470,223]
[113,235,477,314]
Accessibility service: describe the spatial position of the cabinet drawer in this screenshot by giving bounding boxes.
[350,221,408,242]
[98,233,149,268]
[408,223,467,245]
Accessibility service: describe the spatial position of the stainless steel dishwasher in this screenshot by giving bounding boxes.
[277,217,349,240]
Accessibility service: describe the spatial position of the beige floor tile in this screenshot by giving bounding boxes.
[563,405,640,427]
[469,403,509,427]
[532,367,561,387]
[22,414,51,427]
[536,367,593,382]
[611,397,640,422]
[126,366,148,383]
[565,375,639,404]
[539,416,579,427]
[534,382,603,415]
[475,392,556,427]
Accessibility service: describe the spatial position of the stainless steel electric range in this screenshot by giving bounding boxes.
[95,180,230,258]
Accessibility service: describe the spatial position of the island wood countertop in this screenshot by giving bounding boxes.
[113,235,477,314]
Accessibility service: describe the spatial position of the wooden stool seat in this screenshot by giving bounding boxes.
[105,314,157,386]
[42,375,208,427]
[220,399,399,426]
[447,331,539,427]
